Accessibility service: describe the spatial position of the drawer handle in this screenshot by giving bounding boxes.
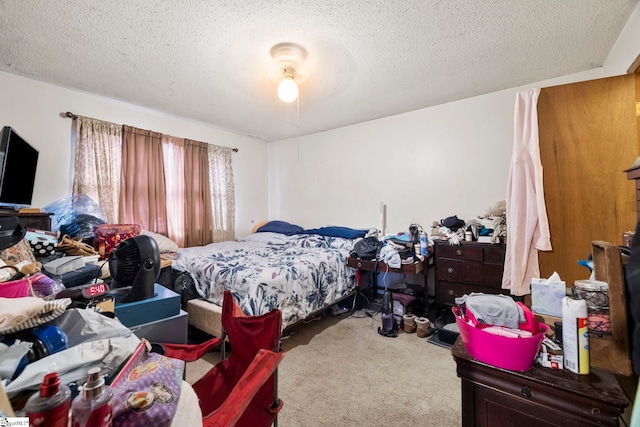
[448,290,455,296]
[521,386,532,398]
[447,267,454,274]
[456,249,462,256]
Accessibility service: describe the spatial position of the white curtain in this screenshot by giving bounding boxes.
[162,135,186,247]
[502,88,552,296]
[208,144,235,242]
[72,117,122,224]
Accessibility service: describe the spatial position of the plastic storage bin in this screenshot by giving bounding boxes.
[453,305,549,371]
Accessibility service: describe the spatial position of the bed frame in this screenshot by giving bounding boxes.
[185,287,359,336]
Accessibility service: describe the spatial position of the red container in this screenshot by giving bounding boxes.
[93,224,141,259]
[453,305,549,371]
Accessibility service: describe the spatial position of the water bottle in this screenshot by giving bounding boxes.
[419,231,428,255]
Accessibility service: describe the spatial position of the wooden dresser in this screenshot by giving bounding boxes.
[434,241,507,314]
[452,338,629,426]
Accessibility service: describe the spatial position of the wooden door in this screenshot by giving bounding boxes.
[537,74,640,286]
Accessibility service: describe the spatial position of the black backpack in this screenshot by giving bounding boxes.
[350,237,383,260]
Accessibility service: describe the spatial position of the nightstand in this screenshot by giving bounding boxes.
[452,337,629,426]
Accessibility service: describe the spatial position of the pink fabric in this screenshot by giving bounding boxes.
[502,88,552,296]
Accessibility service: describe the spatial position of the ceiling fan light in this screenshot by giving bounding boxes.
[277,77,298,103]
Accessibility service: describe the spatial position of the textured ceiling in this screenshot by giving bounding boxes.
[0,1,637,141]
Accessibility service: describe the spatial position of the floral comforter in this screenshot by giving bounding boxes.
[172,232,359,326]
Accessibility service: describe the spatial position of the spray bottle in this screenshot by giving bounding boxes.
[70,367,114,427]
[25,372,71,427]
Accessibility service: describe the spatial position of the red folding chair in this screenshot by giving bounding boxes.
[157,290,284,427]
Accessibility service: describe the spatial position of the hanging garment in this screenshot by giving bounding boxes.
[502,88,552,296]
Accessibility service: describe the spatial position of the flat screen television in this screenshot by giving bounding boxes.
[0,126,39,209]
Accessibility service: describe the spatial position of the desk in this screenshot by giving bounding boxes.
[451,337,629,426]
[346,254,433,309]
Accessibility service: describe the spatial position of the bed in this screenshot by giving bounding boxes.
[172,226,366,335]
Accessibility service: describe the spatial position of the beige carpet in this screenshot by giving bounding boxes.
[185,312,462,426]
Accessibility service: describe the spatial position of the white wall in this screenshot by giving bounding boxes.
[603,0,640,75]
[0,72,268,237]
[268,1,640,235]
[267,69,603,234]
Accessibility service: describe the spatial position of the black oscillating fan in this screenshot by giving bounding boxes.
[109,235,161,303]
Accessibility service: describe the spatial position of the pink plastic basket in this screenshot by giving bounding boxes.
[453,305,549,371]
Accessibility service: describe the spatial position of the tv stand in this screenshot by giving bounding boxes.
[0,211,53,231]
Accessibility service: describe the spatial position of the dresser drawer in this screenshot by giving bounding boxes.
[437,281,508,306]
[483,245,505,265]
[436,244,483,261]
[436,258,504,287]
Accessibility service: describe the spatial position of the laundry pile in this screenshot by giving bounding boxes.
[455,292,536,337]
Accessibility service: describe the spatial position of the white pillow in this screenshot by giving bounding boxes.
[141,230,180,252]
[237,232,290,245]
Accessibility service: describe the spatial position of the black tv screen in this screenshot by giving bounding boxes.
[0,127,39,208]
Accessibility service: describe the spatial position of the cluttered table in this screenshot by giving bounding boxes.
[346,252,433,300]
[451,337,629,426]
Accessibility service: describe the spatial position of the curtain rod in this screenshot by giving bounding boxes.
[63,111,239,152]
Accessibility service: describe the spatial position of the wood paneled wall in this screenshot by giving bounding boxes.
[537,74,640,286]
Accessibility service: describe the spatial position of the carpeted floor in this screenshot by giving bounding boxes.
[185,310,462,426]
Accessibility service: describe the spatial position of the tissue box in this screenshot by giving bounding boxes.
[531,278,566,317]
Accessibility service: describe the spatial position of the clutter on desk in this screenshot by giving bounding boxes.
[537,337,563,369]
[350,222,431,267]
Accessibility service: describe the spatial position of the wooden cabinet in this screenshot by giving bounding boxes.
[0,211,52,230]
[451,338,629,426]
[434,241,506,313]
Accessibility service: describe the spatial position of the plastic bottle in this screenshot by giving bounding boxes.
[70,367,114,427]
[25,372,71,427]
[419,231,428,255]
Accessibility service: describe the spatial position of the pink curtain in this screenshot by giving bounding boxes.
[119,126,168,236]
[184,139,213,247]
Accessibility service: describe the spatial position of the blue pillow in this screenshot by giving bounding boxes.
[302,226,367,239]
[256,220,304,236]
